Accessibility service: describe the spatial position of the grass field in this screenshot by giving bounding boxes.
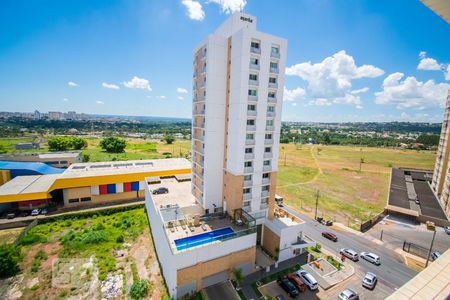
[0,207,168,300]
[277,144,436,228]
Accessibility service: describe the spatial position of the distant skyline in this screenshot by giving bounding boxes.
[0,0,449,122]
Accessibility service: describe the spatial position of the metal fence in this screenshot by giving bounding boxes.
[402,241,429,259]
[360,211,386,232]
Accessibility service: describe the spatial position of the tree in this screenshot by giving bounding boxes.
[100,137,126,153]
[232,268,244,288]
[0,243,21,278]
[48,136,71,151]
[163,134,175,145]
[129,280,150,300]
[71,137,87,150]
[81,154,90,162]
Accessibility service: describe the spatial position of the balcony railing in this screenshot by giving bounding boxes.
[266,125,275,131]
[268,97,277,103]
[244,166,254,173]
[243,193,252,200]
[267,111,276,117]
[246,125,256,131]
[245,139,255,145]
[271,52,280,59]
[265,139,274,145]
[247,110,257,116]
[248,79,259,86]
[248,95,258,101]
[250,47,261,54]
[250,63,260,70]
[244,153,255,160]
[264,152,273,159]
[262,178,270,185]
[263,165,272,172]
[243,180,253,187]
[270,67,279,74]
[269,82,278,89]
[261,190,269,198]
[260,203,269,210]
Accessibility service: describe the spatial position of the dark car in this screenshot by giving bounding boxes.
[322,231,338,242]
[152,187,169,195]
[277,277,299,298]
[287,273,306,292]
[431,251,441,261]
[6,213,15,219]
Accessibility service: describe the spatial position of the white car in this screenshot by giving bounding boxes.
[31,209,40,216]
[296,270,318,290]
[360,252,380,265]
[362,272,377,289]
[444,226,450,235]
[338,288,359,300]
[340,248,359,261]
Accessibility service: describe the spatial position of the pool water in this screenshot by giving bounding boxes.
[174,227,235,251]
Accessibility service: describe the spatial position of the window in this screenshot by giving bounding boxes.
[243,188,251,194]
[245,147,253,154]
[265,133,272,139]
[69,198,79,203]
[80,197,91,202]
[261,198,269,204]
[271,46,279,54]
[264,160,271,166]
[244,175,252,181]
[247,104,256,111]
[250,57,259,65]
[251,41,260,49]
[247,119,255,125]
[262,185,270,191]
[244,161,253,167]
[265,147,271,153]
[266,119,274,126]
[269,77,277,84]
[246,133,254,140]
[267,106,275,112]
[268,91,276,98]
[243,200,251,207]
[262,173,270,179]
[249,74,258,81]
[270,62,278,69]
[248,89,257,96]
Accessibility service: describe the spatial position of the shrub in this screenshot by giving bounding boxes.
[129,280,150,300]
[0,243,21,278]
[100,137,127,153]
[163,135,175,145]
[71,137,87,150]
[116,235,124,243]
[16,233,47,246]
[30,284,40,290]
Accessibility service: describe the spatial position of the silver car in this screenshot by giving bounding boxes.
[338,288,359,300]
[296,270,318,291]
[360,252,380,265]
[340,248,359,261]
[362,272,377,289]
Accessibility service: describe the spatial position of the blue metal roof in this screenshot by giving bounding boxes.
[0,161,65,175]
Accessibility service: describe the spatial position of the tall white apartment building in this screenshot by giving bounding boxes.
[192,12,287,221]
[431,89,450,216]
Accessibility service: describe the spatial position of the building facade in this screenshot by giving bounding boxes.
[191,12,287,222]
[431,89,450,216]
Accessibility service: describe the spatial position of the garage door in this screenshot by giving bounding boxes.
[201,271,228,288]
[177,281,196,299]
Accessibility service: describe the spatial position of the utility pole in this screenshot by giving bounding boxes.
[314,190,320,220]
[284,153,287,166]
[425,229,437,267]
[359,148,362,172]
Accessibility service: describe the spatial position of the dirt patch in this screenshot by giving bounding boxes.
[130,236,150,280]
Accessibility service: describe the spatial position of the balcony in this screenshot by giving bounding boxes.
[250,47,261,54]
[261,190,269,198]
[193,122,205,128]
[271,51,280,59]
[266,125,275,131]
[269,82,278,89]
[267,111,276,117]
[263,165,272,172]
[201,81,206,88]
[262,178,270,185]
[270,67,279,74]
[243,193,252,200]
[260,203,269,210]
[243,203,251,212]
[246,125,256,131]
[244,153,255,160]
[248,79,259,86]
[194,95,206,102]
[248,95,258,102]
[265,139,274,145]
[244,166,254,173]
[268,97,277,104]
[250,63,260,70]
[201,67,207,73]
[247,110,257,117]
[244,180,253,187]
[193,109,205,116]
[245,139,255,145]
[264,152,273,159]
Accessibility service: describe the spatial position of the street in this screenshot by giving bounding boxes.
[283,205,418,291]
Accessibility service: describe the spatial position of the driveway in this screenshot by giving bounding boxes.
[204,281,239,300]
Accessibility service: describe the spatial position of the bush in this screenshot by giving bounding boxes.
[16,233,47,246]
[0,243,21,278]
[163,135,175,144]
[71,137,87,150]
[116,235,124,243]
[100,137,127,153]
[48,136,71,151]
[129,280,150,300]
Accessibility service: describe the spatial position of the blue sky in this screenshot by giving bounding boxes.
[0,0,449,122]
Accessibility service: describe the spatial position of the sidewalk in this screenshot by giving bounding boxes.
[240,253,308,299]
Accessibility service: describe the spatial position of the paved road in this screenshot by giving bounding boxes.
[283,205,418,290]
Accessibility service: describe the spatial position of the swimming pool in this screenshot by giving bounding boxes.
[174,227,236,251]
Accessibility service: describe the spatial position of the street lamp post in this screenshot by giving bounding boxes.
[425,229,437,267]
[314,190,320,220]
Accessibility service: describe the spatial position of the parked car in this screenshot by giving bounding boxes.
[338,288,359,300]
[6,213,15,219]
[322,231,338,242]
[340,248,359,261]
[287,273,307,293]
[152,187,169,195]
[362,272,377,290]
[274,295,285,300]
[296,270,318,291]
[360,252,381,265]
[19,211,29,217]
[444,226,450,235]
[31,209,41,216]
[431,251,441,261]
[277,277,299,298]
[41,208,48,215]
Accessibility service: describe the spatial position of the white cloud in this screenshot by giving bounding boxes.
[283,87,306,102]
[157,95,167,100]
[68,81,79,87]
[418,57,442,71]
[102,82,120,90]
[286,50,383,107]
[374,72,450,109]
[182,0,205,21]
[419,51,427,59]
[446,65,450,81]
[350,87,369,94]
[96,100,104,105]
[63,98,69,102]
[309,98,331,106]
[207,0,246,14]
[123,76,152,91]
[177,96,184,100]
[177,87,188,93]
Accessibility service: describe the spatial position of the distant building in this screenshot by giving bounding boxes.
[33,110,41,120]
[14,142,39,150]
[48,111,64,120]
[0,151,81,168]
[67,111,77,120]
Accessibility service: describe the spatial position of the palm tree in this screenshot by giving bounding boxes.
[232,268,244,288]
